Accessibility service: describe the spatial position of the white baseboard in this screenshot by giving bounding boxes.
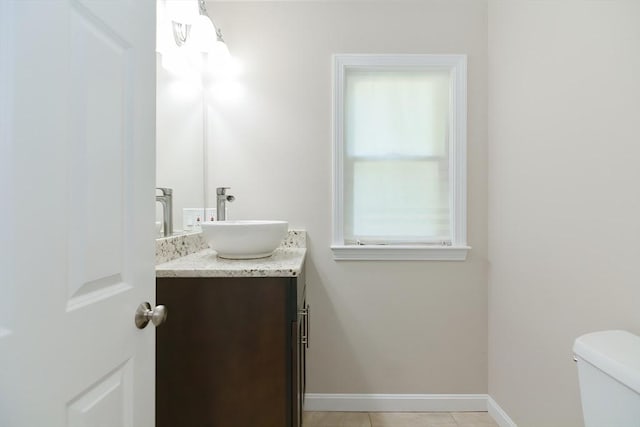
[304,393,488,412]
[305,394,517,426]
[487,396,518,427]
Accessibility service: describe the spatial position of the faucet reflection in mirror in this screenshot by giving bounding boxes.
[156,188,173,237]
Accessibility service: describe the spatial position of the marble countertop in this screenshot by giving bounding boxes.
[155,247,306,278]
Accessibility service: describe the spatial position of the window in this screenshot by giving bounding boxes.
[331,54,469,261]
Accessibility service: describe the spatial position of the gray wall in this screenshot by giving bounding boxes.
[207,0,489,394]
[488,1,640,425]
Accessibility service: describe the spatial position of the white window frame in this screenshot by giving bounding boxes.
[331,54,470,261]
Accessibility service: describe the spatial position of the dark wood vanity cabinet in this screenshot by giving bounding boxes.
[156,273,307,427]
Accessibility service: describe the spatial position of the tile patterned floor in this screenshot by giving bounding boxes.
[303,411,499,427]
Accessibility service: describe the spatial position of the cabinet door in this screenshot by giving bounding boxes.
[302,300,308,407]
[157,277,289,427]
[291,315,302,427]
[294,300,308,426]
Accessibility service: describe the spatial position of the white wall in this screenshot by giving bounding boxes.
[207,0,489,394]
[488,1,640,425]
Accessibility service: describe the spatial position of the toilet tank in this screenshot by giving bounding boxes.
[573,330,640,427]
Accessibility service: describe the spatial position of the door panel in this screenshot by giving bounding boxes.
[0,0,156,426]
[67,360,134,427]
[67,0,132,309]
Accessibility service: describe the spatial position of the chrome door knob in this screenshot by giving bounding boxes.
[135,302,168,329]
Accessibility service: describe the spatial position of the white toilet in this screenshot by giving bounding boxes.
[573,330,640,427]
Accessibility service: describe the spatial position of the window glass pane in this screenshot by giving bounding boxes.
[345,160,450,242]
[345,70,450,158]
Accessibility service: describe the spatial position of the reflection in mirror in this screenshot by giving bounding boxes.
[155,54,204,236]
[155,0,206,237]
[155,0,240,237]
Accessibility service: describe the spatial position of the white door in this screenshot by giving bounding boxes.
[0,0,157,426]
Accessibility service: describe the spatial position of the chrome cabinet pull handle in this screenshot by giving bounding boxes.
[305,304,310,349]
[299,306,309,347]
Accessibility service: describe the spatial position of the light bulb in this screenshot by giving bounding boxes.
[205,41,231,71]
[165,0,198,25]
[189,15,217,53]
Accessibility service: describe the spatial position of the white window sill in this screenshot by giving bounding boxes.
[330,245,471,261]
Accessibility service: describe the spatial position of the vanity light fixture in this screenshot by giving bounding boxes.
[171,21,191,47]
[170,0,230,61]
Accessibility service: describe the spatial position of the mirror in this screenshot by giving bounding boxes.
[155,0,240,237]
[156,55,205,236]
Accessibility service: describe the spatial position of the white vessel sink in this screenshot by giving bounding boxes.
[200,220,288,259]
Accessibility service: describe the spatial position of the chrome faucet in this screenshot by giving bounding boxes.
[156,188,173,237]
[216,187,235,221]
